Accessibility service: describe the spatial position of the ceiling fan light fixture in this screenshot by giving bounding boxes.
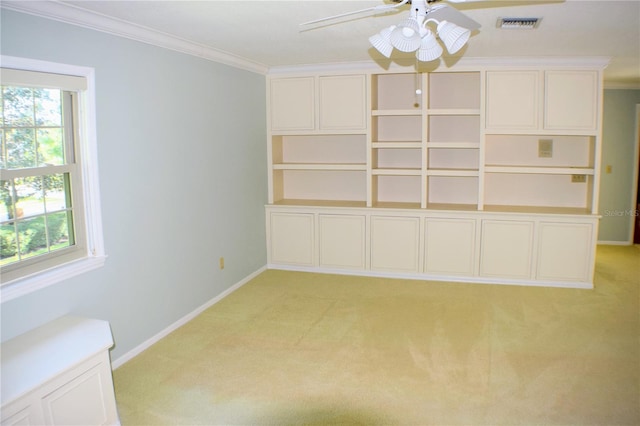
[416,30,443,62]
[369,25,395,58]
[437,20,470,54]
[390,18,422,52]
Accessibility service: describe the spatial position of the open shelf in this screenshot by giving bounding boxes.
[482,204,594,215]
[273,163,367,171]
[484,173,593,210]
[484,166,594,175]
[273,199,368,208]
[428,72,480,110]
[372,73,423,111]
[485,134,595,168]
[427,176,479,206]
[272,169,367,204]
[373,174,422,205]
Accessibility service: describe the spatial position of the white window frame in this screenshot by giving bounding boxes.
[1,56,106,302]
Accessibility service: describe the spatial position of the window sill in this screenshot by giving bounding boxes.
[0,255,107,303]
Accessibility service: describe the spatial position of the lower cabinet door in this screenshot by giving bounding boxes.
[480,220,534,279]
[269,212,315,266]
[425,218,477,276]
[536,222,594,282]
[371,216,420,273]
[1,401,43,426]
[319,214,366,270]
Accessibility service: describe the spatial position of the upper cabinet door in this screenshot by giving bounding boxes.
[319,75,367,131]
[270,77,315,132]
[544,70,599,131]
[486,71,540,131]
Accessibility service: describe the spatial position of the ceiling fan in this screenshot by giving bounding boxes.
[300,0,487,63]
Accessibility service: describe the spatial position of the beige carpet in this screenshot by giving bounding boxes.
[113,245,640,425]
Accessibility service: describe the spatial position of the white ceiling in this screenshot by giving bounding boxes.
[5,0,640,86]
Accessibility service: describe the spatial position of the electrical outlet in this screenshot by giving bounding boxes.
[538,139,553,158]
[219,257,224,270]
[571,174,587,183]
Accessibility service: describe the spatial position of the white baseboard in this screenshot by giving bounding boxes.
[266,264,592,290]
[111,265,266,369]
[597,240,633,246]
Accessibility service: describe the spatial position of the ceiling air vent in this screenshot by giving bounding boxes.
[497,17,541,29]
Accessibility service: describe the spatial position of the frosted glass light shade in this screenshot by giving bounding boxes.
[369,26,395,58]
[437,20,470,54]
[390,19,422,52]
[416,31,443,62]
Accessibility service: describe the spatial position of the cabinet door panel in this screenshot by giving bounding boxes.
[319,75,367,130]
[545,70,598,130]
[319,214,366,269]
[1,401,42,426]
[270,77,315,131]
[269,213,315,266]
[537,222,593,282]
[425,218,476,276]
[480,220,534,279]
[42,361,117,426]
[371,216,420,272]
[486,71,539,130]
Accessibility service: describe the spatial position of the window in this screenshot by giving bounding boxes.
[0,57,105,301]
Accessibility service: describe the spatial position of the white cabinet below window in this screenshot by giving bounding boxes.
[0,316,119,426]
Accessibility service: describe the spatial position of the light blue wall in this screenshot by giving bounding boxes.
[599,89,640,243]
[1,11,268,360]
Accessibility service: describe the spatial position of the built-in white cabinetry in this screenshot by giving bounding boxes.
[269,74,366,132]
[485,69,599,132]
[268,212,314,266]
[266,206,598,287]
[318,214,366,270]
[1,316,119,426]
[269,77,315,132]
[424,218,477,276]
[480,220,535,279]
[536,222,595,282]
[370,216,421,273]
[265,58,607,288]
[268,74,368,206]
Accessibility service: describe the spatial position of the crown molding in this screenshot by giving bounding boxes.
[268,56,612,75]
[1,1,269,75]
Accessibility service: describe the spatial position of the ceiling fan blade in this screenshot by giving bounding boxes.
[427,4,481,30]
[300,0,409,27]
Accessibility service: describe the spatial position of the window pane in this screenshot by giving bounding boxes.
[37,128,64,166]
[1,129,5,169]
[0,222,18,266]
[0,179,16,220]
[6,128,36,169]
[14,176,45,218]
[48,211,71,251]
[44,173,71,212]
[3,87,34,127]
[34,89,62,127]
[17,215,46,260]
